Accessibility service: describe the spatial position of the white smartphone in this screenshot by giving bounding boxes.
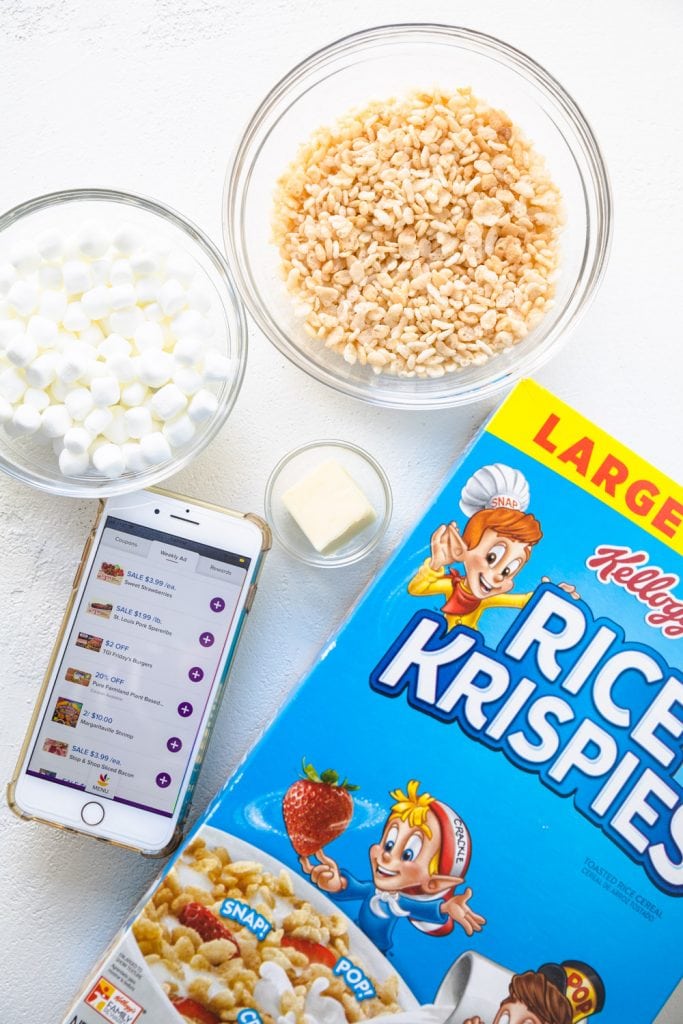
[9,487,269,856]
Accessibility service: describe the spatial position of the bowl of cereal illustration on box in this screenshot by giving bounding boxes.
[132,826,419,1023]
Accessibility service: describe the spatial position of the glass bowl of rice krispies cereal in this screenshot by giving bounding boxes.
[133,827,417,1023]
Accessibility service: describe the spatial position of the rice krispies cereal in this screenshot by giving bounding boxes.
[133,835,401,1023]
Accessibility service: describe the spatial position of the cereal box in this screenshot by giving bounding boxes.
[63,381,683,1024]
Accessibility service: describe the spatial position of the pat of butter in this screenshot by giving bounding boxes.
[282,459,376,554]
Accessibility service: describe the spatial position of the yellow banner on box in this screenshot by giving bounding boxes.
[487,380,683,556]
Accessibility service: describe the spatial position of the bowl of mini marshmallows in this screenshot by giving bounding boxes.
[225,24,612,409]
[0,189,246,495]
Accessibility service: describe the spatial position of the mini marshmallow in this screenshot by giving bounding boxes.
[121,441,146,473]
[63,426,92,454]
[188,388,218,423]
[37,230,64,261]
[202,349,231,381]
[11,241,40,275]
[39,289,68,321]
[140,431,172,465]
[58,344,92,384]
[92,443,125,478]
[53,329,77,352]
[12,403,42,434]
[124,405,154,438]
[108,306,143,337]
[130,250,158,276]
[0,261,17,296]
[23,388,50,411]
[25,352,58,388]
[41,404,72,438]
[84,407,113,434]
[105,353,135,382]
[187,281,213,314]
[39,264,63,290]
[76,220,110,259]
[158,278,186,316]
[59,448,90,477]
[80,324,105,346]
[171,309,204,337]
[120,380,148,407]
[109,283,137,310]
[103,407,130,445]
[113,224,141,255]
[149,382,187,421]
[81,286,112,320]
[133,321,164,352]
[138,349,173,388]
[65,386,94,421]
[27,315,58,347]
[173,335,203,365]
[62,259,92,296]
[142,301,163,322]
[6,333,38,368]
[166,252,196,287]
[162,413,195,447]
[98,333,130,359]
[110,259,133,285]
[49,378,70,402]
[63,302,91,333]
[83,360,108,383]
[136,277,159,304]
[90,375,120,407]
[91,258,112,284]
[0,366,27,401]
[0,396,13,423]
[0,319,22,350]
[173,366,203,395]
[7,279,39,316]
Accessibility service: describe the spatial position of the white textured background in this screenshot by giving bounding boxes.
[1,0,682,1020]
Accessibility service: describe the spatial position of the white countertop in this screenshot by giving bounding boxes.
[1,0,681,1019]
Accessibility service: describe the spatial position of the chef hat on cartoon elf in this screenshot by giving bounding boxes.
[459,463,531,519]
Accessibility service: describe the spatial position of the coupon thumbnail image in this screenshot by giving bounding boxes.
[87,599,113,620]
[51,697,83,728]
[76,632,103,653]
[65,667,91,686]
[42,737,69,757]
[97,561,125,584]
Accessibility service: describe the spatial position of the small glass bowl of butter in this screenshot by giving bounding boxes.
[265,440,392,567]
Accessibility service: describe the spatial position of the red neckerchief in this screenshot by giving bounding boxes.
[441,571,482,616]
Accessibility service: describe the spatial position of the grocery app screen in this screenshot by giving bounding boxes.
[26,516,251,817]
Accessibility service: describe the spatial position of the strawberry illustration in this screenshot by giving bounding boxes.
[179,902,240,956]
[171,996,220,1024]
[281,935,337,968]
[282,759,358,858]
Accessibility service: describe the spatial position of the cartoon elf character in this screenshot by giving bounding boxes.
[408,463,579,632]
[291,777,485,955]
[464,960,605,1024]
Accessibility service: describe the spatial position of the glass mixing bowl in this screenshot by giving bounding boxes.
[224,23,612,410]
[0,189,247,496]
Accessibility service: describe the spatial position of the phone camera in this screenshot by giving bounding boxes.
[154,508,160,514]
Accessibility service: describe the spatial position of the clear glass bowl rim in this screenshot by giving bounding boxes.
[224,22,613,410]
[264,438,393,567]
[0,187,248,497]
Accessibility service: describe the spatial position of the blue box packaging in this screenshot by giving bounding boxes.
[64,381,683,1024]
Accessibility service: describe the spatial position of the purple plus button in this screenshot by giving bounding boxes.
[199,631,215,647]
[156,772,171,788]
[188,666,204,682]
[177,701,193,718]
[166,737,182,753]
[210,597,225,613]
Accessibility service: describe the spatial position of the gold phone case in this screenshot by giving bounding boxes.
[7,486,271,857]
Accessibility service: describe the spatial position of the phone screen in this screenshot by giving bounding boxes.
[25,515,251,818]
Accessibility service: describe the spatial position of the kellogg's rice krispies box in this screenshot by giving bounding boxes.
[64,380,683,1024]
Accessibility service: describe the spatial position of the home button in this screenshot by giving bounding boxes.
[81,801,105,826]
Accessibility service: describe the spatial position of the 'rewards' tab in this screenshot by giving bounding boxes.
[62,381,683,1024]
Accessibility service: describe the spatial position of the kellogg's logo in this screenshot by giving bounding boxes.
[586,545,683,639]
